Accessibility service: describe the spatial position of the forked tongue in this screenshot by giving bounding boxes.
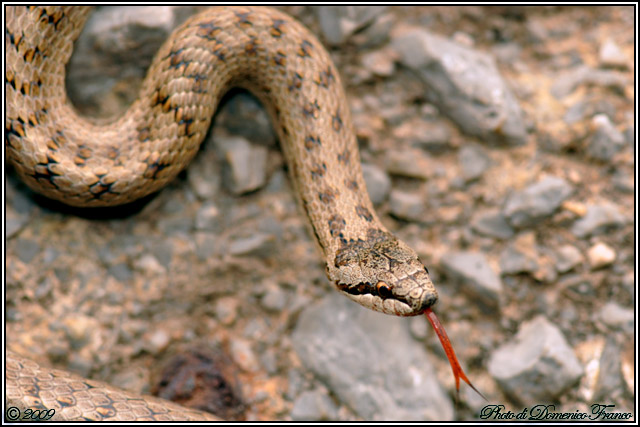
[424,308,486,401]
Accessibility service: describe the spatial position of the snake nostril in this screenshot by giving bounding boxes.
[420,292,438,310]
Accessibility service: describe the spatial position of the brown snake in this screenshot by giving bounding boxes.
[6,6,478,421]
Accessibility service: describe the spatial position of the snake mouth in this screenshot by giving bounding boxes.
[336,281,408,303]
[335,281,430,316]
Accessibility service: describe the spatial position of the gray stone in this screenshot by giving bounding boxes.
[361,164,391,205]
[14,238,40,263]
[214,297,238,326]
[405,121,452,152]
[313,6,387,46]
[458,144,491,182]
[6,182,34,238]
[550,65,628,99]
[218,136,269,195]
[156,214,193,235]
[195,202,221,231]
[229,338,260,373]
[228,233,276,258]
[385,149,434,180]
[598,302,633,334]
[108,262,133,283]
[471,210,514,239]
[361,49,395,77]
[187,150,221,200]
[440,252,502,309]
[388,190,426,222]
[593,338,625,401]
[291,390,340,421]
[571,203,626,238]
[587,114,627,161]
[503,176,573,228]
[260,284,288,313]
[612,170,634,193]
[487,316,583,405]
[292,293,453,421]
[599,38,628,69]
[217,92,276,146]
[499,246,538,275]
[67,6,191,114]
[554,245,584,273]
[392,28,527,146]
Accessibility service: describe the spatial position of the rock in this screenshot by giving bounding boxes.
[361,49,396,77]
[571,203,626,238]
[229,338,260,373]
[458,144,491,182]
[587,242,616,270]
[108,262,133,283]
[144,329,170,354]
[195,202,221,231]
[361,164,391,205]
[550,65,628,99]
[487,316,583,405]
[598,302,633,334]
[388,190,426,222]
[599,38,628,69]
[14,238,40,263]
[440,252,503,310]
[503,176,573,227]
[214,297,239,326]
[187,150,221,200]
[216,92,276,146]
[62,314,96,351]
[292,293,453,421]
[392,28,527,146]
[228,233,276,258]
[385,149,434,180]
[499,246,538,275]
[260,283,289,313]
[312,6,387,46]
[588,114,627,161]
[218,137,269,195]
[67,6,192,115]
[554,245,584,273]
[393,119,452,152]
[593,338,625,401]
[612,170,634,193]
[133,254,165,275]
[6,180,35,239]
[471,210,514,239]
[291,390,340,421]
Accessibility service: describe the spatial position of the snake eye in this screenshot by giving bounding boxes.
[376,281,392,299]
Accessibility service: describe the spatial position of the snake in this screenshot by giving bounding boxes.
[6,6,479,421]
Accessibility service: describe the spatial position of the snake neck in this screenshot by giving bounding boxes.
[5,6,386,259]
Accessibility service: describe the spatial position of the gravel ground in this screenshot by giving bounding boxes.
[6,6,635,421]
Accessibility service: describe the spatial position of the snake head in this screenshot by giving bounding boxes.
[329,229,438,317]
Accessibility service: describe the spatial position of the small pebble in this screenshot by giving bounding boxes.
[214,297,239,326]
[555,245,584,273]
[588,114,626,161]
[587,242,616,269]
[458,144,491,182]
[388,190,425,222]
[599,38,628,69]
[361,163,391,205]
[598,302,633,334]
[572,203,626,237]
[229,338,260,373]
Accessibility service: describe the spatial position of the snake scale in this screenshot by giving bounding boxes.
[6,6,477,421]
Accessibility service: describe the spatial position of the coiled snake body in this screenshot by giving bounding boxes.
[6,6,443,420]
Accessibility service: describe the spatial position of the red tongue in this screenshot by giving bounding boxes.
[424,308,486,401]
